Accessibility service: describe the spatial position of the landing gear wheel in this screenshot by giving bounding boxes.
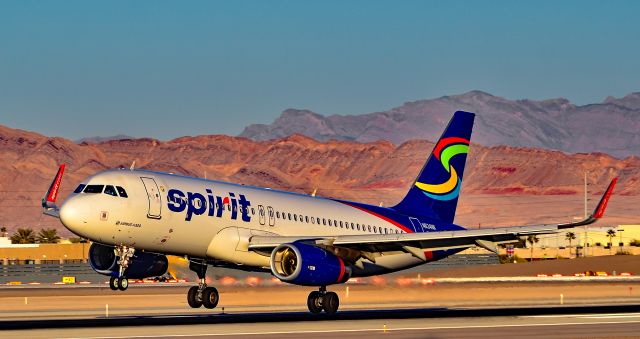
[117,276,129,291]
[202,287,219,309]
[109,277,119,291]
[187,286,203,308]
[323,291,339,315]
[307,291,323,314]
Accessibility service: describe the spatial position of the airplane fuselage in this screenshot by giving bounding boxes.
[60,169,464,277]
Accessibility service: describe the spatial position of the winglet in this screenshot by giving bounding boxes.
[558,177,617,229]
[593,177,617,219]
[42,164,65,209]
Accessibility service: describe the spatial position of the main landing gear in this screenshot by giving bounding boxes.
[307,286,339,315]
[187,259,219,309]
[109,245,135,291]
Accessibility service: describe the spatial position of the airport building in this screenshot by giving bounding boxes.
[0,237,87,265]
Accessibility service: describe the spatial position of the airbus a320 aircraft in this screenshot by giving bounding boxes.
[42,111,616,314]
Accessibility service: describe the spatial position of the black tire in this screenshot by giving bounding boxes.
[109,277,118,291]
[323,292,339,315]
[118,277,129,291]
[307,291,323,314]
[187,286,203,308]
[202,287,219,309]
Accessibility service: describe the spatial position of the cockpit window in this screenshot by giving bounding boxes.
[83,185,104,194]
[116,186,128,198]
[73,184,86,194]
[104,185,118,197]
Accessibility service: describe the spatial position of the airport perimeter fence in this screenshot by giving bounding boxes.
[0,253,499,284]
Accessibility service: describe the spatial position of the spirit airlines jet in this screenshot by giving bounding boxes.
[42,111,616,314]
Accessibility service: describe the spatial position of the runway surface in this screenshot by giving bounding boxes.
[2,283,640,338]
[2,305,640,338]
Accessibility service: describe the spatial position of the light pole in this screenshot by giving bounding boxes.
[619,229,625,252]
[583,172,588,257]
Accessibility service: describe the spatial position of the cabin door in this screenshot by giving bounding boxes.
[408,217,422,232]
[267,206,275,226]
[140,177,162,219]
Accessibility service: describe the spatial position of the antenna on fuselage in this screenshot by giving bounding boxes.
[379,202,384,207]
[130,161,135,171]
[311,188,317,197]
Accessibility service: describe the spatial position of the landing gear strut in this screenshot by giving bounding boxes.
[187,259,219,309]
[111,245,134,291]
[307,286,339,315]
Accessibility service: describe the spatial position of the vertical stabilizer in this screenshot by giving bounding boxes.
[393,111,475,223]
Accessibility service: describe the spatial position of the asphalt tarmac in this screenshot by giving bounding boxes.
[2,283,640,338]
[2,305,640,338]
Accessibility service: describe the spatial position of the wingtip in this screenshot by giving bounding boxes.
[44,164,66,204]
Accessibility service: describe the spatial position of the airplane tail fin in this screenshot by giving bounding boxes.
[392,111,475,223]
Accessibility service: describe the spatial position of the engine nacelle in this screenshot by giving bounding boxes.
[88,243,169,279]
[270,242,351,286]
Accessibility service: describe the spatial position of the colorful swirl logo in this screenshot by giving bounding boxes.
[415,137,469,201]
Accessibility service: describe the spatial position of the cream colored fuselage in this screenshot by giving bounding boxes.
[59,169,421,274]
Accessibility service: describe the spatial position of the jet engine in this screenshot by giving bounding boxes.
[270,242,351,286]
[88,243,168,279]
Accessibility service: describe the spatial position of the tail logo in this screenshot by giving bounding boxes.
[415,137,469,201]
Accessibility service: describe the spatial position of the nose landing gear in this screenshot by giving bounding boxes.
[110,245,135,291]
[187,259,219,309]
[307,286,340,314]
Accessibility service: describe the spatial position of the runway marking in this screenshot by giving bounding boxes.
[525,313,640,319]
[63,319,640,339]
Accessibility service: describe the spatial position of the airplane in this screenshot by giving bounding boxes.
[42,111,617,314]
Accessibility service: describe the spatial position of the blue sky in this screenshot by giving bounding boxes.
[1,1,639,140]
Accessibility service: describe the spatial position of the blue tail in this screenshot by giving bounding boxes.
[393,111,475,223]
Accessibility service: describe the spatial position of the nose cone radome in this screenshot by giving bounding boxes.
[59,198,86,237]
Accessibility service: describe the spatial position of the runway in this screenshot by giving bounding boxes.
[2,283,640,338]
[2,305,640,338]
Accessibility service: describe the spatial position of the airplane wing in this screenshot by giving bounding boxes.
[248,178,617,260]
[42,164,66,218]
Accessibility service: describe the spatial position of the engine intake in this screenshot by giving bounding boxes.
[88,243,169,279]
[270,242,351,286]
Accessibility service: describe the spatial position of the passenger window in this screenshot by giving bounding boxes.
[368,225,372,232]
[305,216,309,223]
[294,215,297,221]
[328,219,332,226]
[323,219,326,226]
[104,185,118,197]
[276,211,280,219]
[311,217,315,224]
[83,185,104,194]
[251,208,255,215]
[334,220,338,227]
[74,184,86,194]
[288,213,291,220]
[350,222,354,230]
[116,186,128,198]
[299,215,303,222]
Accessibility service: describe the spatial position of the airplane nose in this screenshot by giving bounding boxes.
[59,198,86,236]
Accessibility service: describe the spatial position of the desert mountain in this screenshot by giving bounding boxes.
[0,124,638,235]
[240,91,640,158]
